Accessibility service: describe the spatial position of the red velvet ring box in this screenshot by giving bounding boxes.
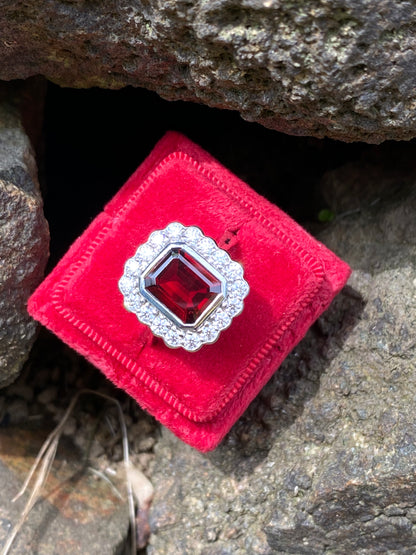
[28,132,351,451]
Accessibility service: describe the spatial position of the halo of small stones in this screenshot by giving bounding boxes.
[118,222,249,351]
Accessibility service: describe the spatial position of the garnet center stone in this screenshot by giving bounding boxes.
[143,247,222,325]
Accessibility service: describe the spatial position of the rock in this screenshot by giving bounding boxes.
[37,386,58,405]
[0,427,129,554]
[0,85,49,387]
[1,2,416,142]
[5,399,29,425]
[148,153,416,553]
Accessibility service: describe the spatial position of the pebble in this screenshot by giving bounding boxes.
[135,436,156,452]
[6,383,34,402]
[62,416,77,436]
[51,366,61,383]
[6,399,29,424]
[37,386,58,405]
[34,368,51,388]
[131,420,155,437]
[50,405,65,421]
[137,453,154,472]
[90,441,105,459]
[111,444,123,462]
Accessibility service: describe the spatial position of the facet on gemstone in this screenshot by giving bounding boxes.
[142,246,223,326]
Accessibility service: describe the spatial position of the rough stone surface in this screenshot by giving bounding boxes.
[0,427,129,554]
[0,88,49,387]
[0,328,161,553]
[1,2,416,142]
[148,155,416,553]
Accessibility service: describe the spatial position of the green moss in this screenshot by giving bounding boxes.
[318,208,335,223]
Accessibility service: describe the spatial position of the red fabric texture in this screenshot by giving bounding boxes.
[28,132,351,451]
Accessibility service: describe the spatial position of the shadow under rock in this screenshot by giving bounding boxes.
[207,285,365,478]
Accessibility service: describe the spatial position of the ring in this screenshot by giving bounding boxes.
[118,222,249,351]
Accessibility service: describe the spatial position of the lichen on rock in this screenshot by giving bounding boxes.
[0,86,49,387]
[148,153,416,554]
[1,1,416,142]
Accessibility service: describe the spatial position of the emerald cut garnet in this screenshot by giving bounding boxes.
[143,247,222,325]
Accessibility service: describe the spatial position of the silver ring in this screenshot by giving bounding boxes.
[118,222,249,351]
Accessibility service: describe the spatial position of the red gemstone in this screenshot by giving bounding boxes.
[144,247,222,325]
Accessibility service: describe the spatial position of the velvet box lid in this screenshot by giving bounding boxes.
[28,132,351,451]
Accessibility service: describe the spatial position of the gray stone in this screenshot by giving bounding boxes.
[0,427,129,554]
[148,155,416,553]
[1,1,416,142]
[0,86,49,387]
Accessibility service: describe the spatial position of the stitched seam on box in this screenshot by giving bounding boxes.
[52,151,326,423]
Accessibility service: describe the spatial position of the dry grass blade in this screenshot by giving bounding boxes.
[1,438,59,555]
[11,393,80,504]
[1,389,136,555]
[88,468,123,501]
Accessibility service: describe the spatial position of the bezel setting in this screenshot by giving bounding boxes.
[118,223,249,351]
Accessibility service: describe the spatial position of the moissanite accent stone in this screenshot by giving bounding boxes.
[143,247,221,325]
[119,223,249,351]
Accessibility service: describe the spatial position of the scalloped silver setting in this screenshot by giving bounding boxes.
[118,223,249,351]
